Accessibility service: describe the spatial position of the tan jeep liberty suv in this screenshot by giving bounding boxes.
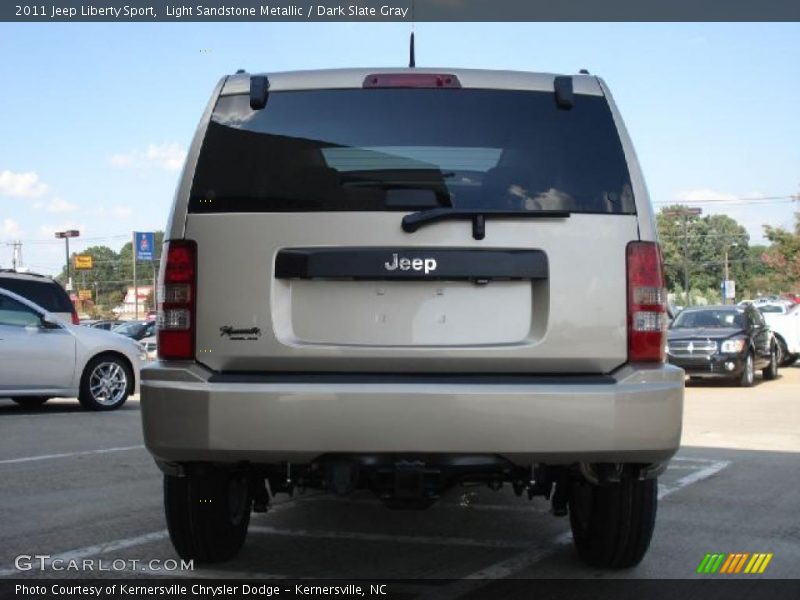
[141,67,684,568]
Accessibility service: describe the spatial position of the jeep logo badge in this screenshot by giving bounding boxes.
[385,253,437,274]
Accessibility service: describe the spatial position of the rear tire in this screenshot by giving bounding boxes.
[568,477,657,569]
[762,345,779,381]
[778,340,797,367]
[164,471,251,563]
[11,397,49,407]
[737,352,754,387]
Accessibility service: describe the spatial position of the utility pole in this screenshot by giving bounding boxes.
[54,230,80,291]
[664,207,702,307]
[724,249,729,305]
[6,241,23,269]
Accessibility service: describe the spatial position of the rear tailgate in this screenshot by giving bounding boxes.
[188,212,637,373]
[183,75,641,374]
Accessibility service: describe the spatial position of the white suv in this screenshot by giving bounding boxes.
[141,68,684,568]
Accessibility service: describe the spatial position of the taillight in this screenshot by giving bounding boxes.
[157,240,196,360]
[71,309,79,325]
[627,241,667,362]
[363,73,461,88]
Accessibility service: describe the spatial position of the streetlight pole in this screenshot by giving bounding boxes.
[54,230,80,291]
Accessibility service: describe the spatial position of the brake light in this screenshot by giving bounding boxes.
[627,241,667,362]
[157,240,196,360]
[363,73,461,89]
[71,309,79,325]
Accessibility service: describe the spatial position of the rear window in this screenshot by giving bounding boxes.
[0,278,74,313]
[189,89,635,214]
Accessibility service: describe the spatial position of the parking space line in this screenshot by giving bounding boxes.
[0,445,145,465]
[0,530,168,578]
[672,456,725,464]
[248,525,533,549]
[658,459,730,499]
[417,532,572,599]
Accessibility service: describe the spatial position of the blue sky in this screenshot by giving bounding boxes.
[1,22,798,274]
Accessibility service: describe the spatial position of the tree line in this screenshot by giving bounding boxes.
[657,206,799,305]
[55,231,164,316]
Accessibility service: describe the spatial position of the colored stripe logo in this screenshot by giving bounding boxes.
[697,553,773,574]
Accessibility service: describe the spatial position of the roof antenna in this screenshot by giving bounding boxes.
[408,0,415,68]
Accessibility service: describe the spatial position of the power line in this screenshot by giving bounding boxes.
[654,194,797,206]
[20,234,131,245]
[659,232,752,239]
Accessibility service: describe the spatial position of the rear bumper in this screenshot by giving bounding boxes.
[140,363,684,466]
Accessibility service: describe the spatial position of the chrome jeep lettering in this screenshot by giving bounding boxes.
[384,254,437,274]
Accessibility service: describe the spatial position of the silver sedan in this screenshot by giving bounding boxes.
[0,287,145,410]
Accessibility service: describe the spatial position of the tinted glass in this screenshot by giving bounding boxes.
[758,305,784,314]
[672,309,745,329]
[112,321,146,338]
[189,89,634,214]
[0,278,73,313]
[0,294,40,328]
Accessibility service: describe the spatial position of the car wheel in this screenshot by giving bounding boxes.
[737,352,754,387]
[78,354,132,411]
[775,338,786,367]
[762,345,779,381]
[11,397,49,407]
[568,477,657,568]
[164,471,251,562]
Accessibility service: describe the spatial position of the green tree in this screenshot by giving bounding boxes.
[657,206,750,303]
[762,212,800,292]
[55,244,128,310]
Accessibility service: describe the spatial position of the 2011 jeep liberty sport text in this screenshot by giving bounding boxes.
[141,68,684,568]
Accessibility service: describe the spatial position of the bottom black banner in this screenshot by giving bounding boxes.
[1,579,799,600]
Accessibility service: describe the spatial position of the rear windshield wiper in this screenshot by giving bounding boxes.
[402,208,571,240]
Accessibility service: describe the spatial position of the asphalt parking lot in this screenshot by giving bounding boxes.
[1,364,799,591]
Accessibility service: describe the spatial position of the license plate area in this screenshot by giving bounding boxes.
[278,279,533,347]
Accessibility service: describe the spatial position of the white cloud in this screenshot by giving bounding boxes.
[46,197,78,213]
[145,143,186,171]
[108,142,186,172]
[0,170,49,198]
[2,218,23,238]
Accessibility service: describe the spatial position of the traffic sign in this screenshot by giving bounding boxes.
[135,232,155,261]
